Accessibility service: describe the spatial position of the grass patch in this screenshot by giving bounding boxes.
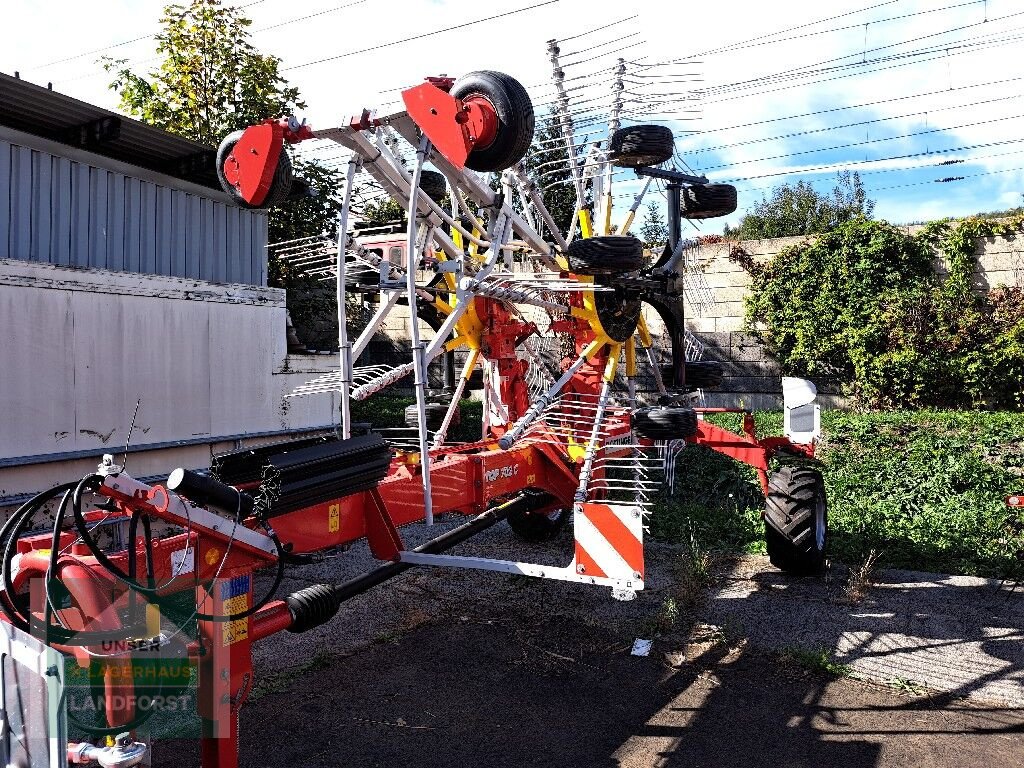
[780,646,852,677]
[349,395,483,443]
[346,397,1024,578]
[653,410,1024,579]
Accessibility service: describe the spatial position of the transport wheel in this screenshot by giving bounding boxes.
[508,504,569,542]
[217,129,293,209]
[419,170,448,204]
[567,236,644,275]
[631,406,698,440]
[661,360,724,390]
[451,71,535,172]
[680,184,738,219]
[764,466,827,575]
[609,124,675,168]
[405,402,458,431]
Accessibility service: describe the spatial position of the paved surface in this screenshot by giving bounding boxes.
[151,522,1024,766]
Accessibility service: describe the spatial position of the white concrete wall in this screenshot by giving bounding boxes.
[0,259,340,502]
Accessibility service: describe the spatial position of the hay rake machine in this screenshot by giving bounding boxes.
[2,63,828,768]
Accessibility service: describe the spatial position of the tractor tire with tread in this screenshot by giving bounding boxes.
[764,466,827,575]
[451,71,535,172]
[217,129,293,209]
[632,406,698,440]
[680,184,738,220]
[567,236,644,275]
[609,124,675,168]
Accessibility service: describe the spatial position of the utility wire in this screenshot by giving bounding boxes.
[286,0,563,70]
[691,92,1024,155]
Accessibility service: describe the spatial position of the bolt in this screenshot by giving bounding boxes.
[577,564,586,574]
[429,108,437,115]
[45,665,59,677]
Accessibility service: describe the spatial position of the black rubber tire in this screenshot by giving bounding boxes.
[567,236,644,275]
[680,184,738,220]
[419,170,447,204]
[631,407,698,440]
[609,124,675,168]
[764,466,827,576]
[451,71,535,172]
[404,402,459,431]
[217,129,293,209]
[508,504,569,542]
[661,360,724,390]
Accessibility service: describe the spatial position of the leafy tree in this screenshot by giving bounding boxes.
[639,201,668,250]
[105,0,346,347]
[523,114,582,237]
[360,197,405,225]
[728,170,875,240]
[103,0,302,145]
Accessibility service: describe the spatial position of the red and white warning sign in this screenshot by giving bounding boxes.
[574,502,644,581]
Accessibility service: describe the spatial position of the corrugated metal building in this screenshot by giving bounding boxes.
[0,74,338,508]
[0,72,267,285]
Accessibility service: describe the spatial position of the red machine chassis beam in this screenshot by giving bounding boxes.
[688,408,815,494]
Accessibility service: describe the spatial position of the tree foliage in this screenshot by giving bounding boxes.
[105,0,346,347]
[103,0,303,145]
[726,171,875,240]
[639,201,668,250]
[523,114,580,237]
[741,215,1024,409]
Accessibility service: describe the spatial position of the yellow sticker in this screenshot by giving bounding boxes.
[205,548,221,566]
[328,504,340,533]
[527,474,536,485]
[222,594,249,646]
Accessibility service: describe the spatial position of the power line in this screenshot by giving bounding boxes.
[286,0,563,70]
[868,163,1024,193]
[690,92,1024,155]
[717,136,1024,183]
[28,0,269,70]
[694,75,1024,135]
[703,8,1024,96]
[731,146,1024,194]
[705,112,1024,171]
[700,29,1024,105]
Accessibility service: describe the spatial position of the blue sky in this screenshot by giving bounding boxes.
[2,0,1021,233]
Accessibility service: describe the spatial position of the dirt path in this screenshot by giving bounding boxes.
[151,525,1024,766]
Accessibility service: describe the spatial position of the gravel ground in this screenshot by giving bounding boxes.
[150,519,1024,766]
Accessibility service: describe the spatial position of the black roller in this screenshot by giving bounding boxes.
[167,468,255,519]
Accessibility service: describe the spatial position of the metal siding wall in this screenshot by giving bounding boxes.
[125,176,141,273]
[170,190,186,277]
[107,171,125,272]
[0,138,266,284]
[51,157,71,267]
[238,208,252,285]
[70,161,89,267]
[0,141,10,260]
[29,151,50,262]
[186,194,201,279]
[88,166,107,269]
[10,146,31,259]
[139,180,156,275]
[156,185,171,276]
